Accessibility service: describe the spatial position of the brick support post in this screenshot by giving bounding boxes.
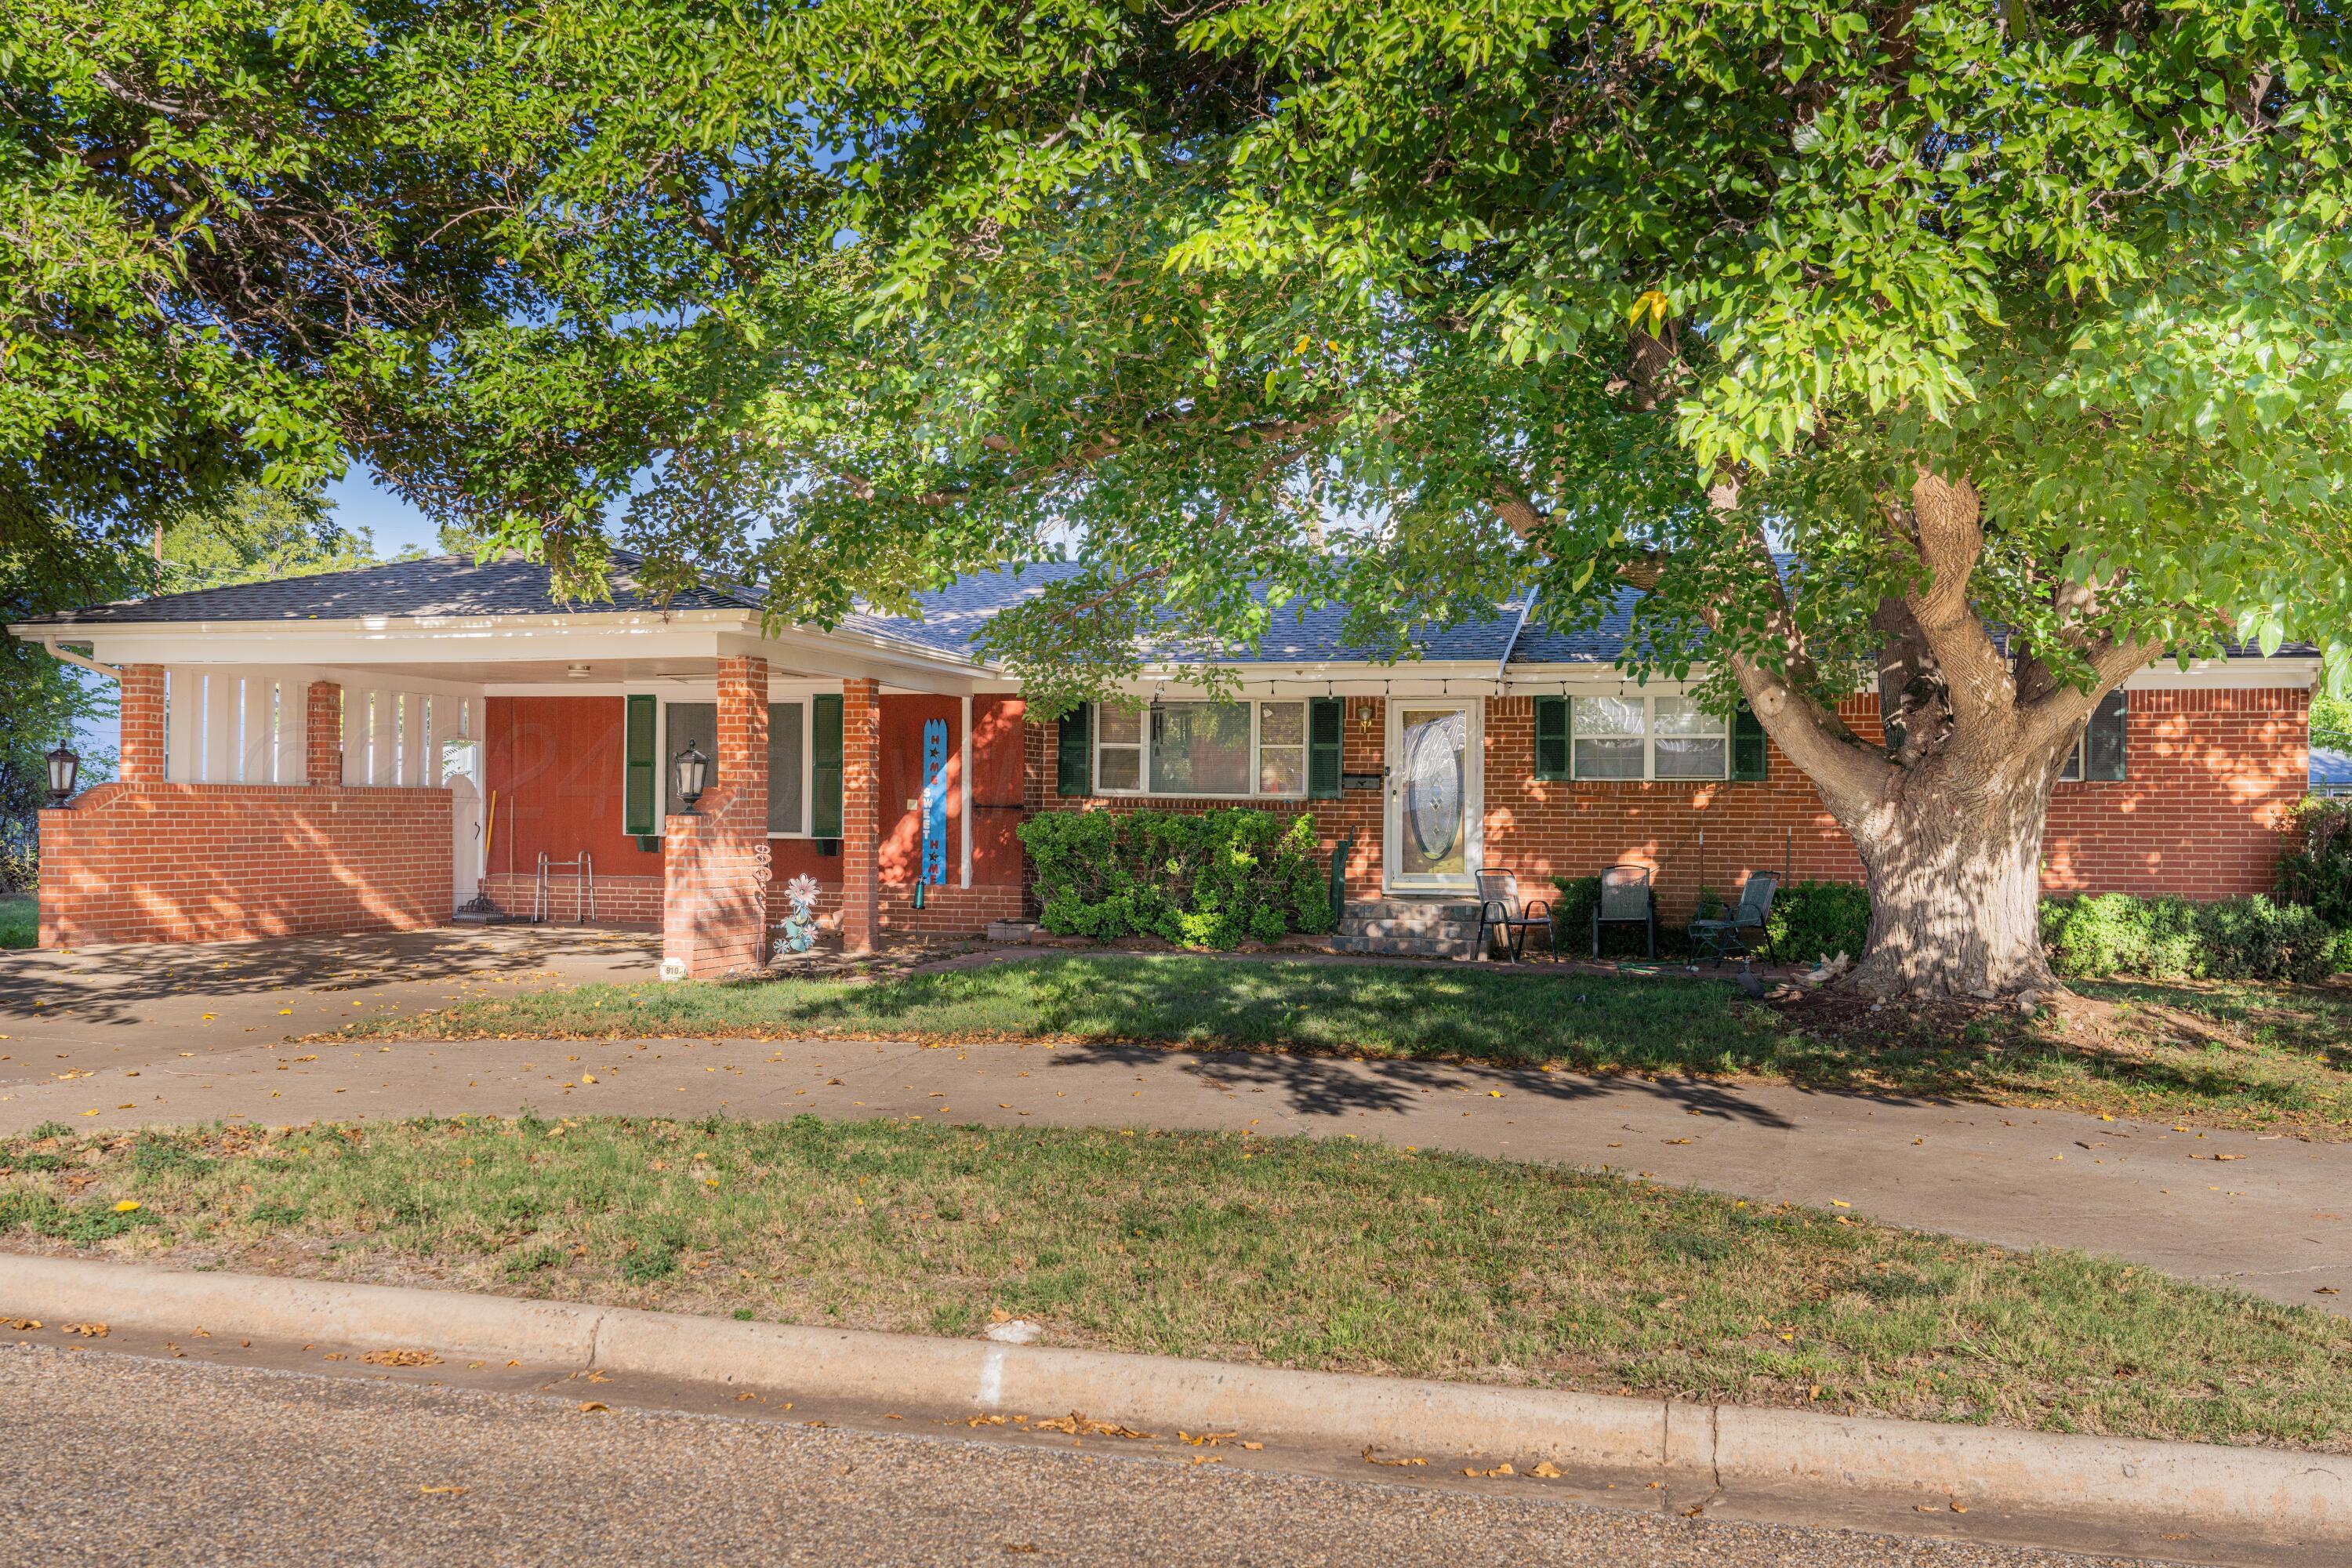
[839,677,883,953]
[306,681,343,786]
[662,655,770,979]
[118,664,165,782]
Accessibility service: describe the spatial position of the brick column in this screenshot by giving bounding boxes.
[118,664,165,782]
[306,681,343,786]
[840,677,882,953]
[662,655,770,979]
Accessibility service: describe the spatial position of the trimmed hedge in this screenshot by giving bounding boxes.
[1019,808,1335,949]
[2041,892,2347,984]
[1766,880,1874,964]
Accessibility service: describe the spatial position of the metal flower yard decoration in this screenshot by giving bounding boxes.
[772,874,823,959]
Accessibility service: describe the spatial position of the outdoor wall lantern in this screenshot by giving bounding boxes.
[672,739,709,815]
[45,740,78,808]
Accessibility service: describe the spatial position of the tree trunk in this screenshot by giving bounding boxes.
[1837,760,2061,1001]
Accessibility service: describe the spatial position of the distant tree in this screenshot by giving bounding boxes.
[157,485,381,593]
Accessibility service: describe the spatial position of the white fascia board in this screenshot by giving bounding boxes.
[725,626,992,693]
[50,608,996,689]
[2125,655,2322,691]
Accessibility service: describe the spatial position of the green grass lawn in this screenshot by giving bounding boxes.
[3,1114,2344,1451]
[0,894,34,950]
[338,953,2352,1134]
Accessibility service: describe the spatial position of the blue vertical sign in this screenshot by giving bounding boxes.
[920,719,949,887]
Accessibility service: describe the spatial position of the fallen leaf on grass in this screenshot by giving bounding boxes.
[361,1348,442,1367]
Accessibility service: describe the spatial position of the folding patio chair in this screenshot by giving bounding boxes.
[1474,869,1553,964]
[1690,872,1778,967]
[1592,864,1657,960]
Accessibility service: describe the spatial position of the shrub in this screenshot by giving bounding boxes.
[2042,892,2340,983]
[2277,796,2352,930]
[1018,808,1334,949]
[1766,880,1872,964]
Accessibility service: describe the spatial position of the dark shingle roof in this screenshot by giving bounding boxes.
[846,564,1533,665]
[20,548,2326,673]
[16,552,758,626]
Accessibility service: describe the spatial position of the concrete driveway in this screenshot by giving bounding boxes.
[0,926,657,1085]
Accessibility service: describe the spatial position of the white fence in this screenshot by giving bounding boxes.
[159,668,481,788]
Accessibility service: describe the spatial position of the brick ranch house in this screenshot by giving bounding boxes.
[11,554,2318,975]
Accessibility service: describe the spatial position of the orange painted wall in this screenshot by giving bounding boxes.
[480,692,1029,904]
[481,696,662,884]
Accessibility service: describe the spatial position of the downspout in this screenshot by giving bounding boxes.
[40,640,121,682]
[1495,585,1538,690]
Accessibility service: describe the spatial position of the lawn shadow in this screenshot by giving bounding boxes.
[1047,1040,1801,1130]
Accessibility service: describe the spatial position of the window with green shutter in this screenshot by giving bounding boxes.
[622,695,658,835]
[1307,698,1343,798]
[1533,696,1570,780]
[811,693,843,839]
[1732,701,1769,781]
[1056,703,1093,797]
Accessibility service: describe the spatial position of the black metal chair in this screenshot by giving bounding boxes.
[1593,864,1657,959]
[1690,872,1778,967]
[1475,869,1552,963]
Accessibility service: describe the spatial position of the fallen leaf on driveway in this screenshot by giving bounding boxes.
[1530,1461,1563,1479]
[1461,1463,1515,1478]
[61,1323,107,1338]
[361,1348,442,1367]
[3,1319,40,1330]
[577,1401,610,1413]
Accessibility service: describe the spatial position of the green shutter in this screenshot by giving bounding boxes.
[622,695,657,836]
[1307,697,1343,799]
[811,693,844,839]
[1732,701,1769,781]
[1534,696,1570,780]
[1056,703,1093,797]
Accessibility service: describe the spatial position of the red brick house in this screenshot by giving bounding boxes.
[12,555,2318,973]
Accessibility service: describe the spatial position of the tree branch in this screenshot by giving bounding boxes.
[1895,470,2014,728]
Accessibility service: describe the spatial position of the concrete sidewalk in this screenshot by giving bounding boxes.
[2,1025,2344,1315]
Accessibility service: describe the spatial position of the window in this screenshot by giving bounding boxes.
[1151,702,1253,794]
[2059,690,2127,782]
[654,699,817,834]
[1568,694,1731,782]
[1653,696,1728,779]
[1258,702,1306,794]
[1091,699,1310,798]
[1097,704,1143,791]
[1571,696,1646,779]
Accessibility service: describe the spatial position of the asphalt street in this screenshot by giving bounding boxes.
[0,1341,2173,1568]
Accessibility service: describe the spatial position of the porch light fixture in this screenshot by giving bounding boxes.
[673,739,710,815]
[45,740,78,807]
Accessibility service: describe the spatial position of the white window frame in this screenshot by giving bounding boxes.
[1569,694,1730,782]
[1091,699,1311,800]
[635,691,819,840]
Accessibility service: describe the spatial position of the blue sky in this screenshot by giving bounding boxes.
[329,462,442,557]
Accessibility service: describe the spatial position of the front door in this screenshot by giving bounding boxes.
[1385,700,1480,892]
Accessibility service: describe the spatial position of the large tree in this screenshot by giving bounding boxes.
[12,4,2350,997]
[543,0,2347,1001]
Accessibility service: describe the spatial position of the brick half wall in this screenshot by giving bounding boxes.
[38,782,454,946]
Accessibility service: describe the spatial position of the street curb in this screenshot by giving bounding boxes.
[6,1253,2347,1550]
